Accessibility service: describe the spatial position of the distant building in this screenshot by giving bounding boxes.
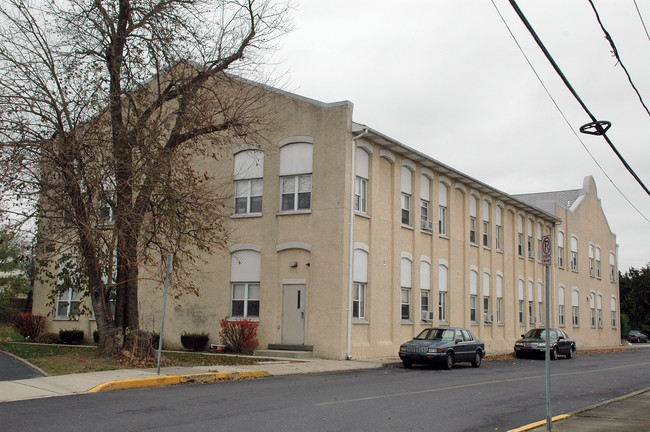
[32,80,620,358]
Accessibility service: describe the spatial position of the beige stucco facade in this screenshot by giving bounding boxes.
[32,82,620,359]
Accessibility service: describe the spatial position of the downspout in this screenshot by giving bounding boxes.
[347,128,369,360]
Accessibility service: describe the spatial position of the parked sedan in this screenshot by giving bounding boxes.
[514,328,576,360]
[399,327,485,370]
[627,330,648,343]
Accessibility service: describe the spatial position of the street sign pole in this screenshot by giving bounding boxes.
[542,235,552,431]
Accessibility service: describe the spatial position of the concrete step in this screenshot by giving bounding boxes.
[253,349,314,359]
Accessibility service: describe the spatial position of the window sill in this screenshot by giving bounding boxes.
[227,317,260,322]
[497,322,505,326]
[439,234,449,240]
[470,242,478,248]
[518,255,525,260]
[353,318,369,325]
[401,224,414,231]
[483,246,491,251]
[420,229,433,236]
[277,209,311,216]
[355,212,371,219]
[439,321,450,326]
[53,317,79,321]
[231,213,263,219]
[401,320,413,325]
[470,321,479,326]
[496,249,504,254]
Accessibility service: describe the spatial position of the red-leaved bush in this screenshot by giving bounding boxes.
[219,318,259,354]
[13,313,47,339]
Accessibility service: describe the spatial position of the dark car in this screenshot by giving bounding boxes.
[398,327,485,370]
[514,328,576,360]
[627,330,648,343]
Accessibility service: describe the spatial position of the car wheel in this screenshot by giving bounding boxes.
[471,351,482,368]
[444,352,454,370]
[402,359,412,369]
[566,347,573,359]
[515,351,523,359]
[550,346,558,360]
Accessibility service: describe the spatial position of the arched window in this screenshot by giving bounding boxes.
[571,289,580,326]
[469,195,478,244]
[438,263,448,322]
[496,274,504,323]
[353,248,368,319]
[470,269,478,322]
[420,259,431,320]
[438,181,449,235]
[280,142,313,212]
[234,150,263,215]
[355,147,370,214]
[401,165,413,226]
[400,256,412,321]
[558,285,565,326]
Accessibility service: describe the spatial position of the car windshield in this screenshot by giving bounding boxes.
[524,329,546,339]
[415,328,455,341]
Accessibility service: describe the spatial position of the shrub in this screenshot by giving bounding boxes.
[59,329,84,344]
[13,313,46,339]
[93,330,99,343]
[151,332,160,349]
[219,319,259,354]
[180,331,209,352]
[35,332,62,344]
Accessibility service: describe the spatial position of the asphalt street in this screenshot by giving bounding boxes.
[1,349,648,432]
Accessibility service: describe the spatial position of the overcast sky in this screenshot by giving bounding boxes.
[274,0,650,272]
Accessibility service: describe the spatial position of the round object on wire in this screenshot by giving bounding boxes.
[579,120,611,135]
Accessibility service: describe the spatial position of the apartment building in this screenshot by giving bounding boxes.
[33,80,620,359]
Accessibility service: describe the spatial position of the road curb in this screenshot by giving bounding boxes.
[507,385,650,431]
[87,370,271,392]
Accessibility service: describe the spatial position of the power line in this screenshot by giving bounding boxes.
[587,0,650,119]
[490,0,649,223]
[508,0,650,197]
[634,0,650,43]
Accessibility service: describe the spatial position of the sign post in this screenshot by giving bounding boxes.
[542,235,552,431]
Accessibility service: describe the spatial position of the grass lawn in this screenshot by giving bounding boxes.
[0,323,269,376]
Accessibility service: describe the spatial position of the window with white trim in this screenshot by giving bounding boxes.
[280,142,312,212]
[401,257,412,320]
[234,150,264,215]
[420,175,431,231]
[571,236,579,272]
[589,244,595,277]
[495,205,503,251]
[355,147,369,214]
[528,280,534,324]
[353,248,368,319]
[482,200,490,248]
[518,279,525,324]
[609,252,616,282]
[558,286,565,326]
[527,219,534,259]
[57,288,81,318]
[439,182,448,235]
[401,166,412,226]
[557,231,565,268]
[597,294,603,328]
[469,195,478,244]
[483,272,491,323]
[420,259,431,321]
[572,289,580,326]
[496,275,503,323]
[517,215,524,257]
[438,264,448,322]
[537,282,543,326]
[470,269,478,322]
[536,223,542,263]
[595,246,601,278]
[230,249,261,318]
[610,296,617,327]
[589,293,596,327]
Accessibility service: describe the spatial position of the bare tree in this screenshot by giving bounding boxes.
[0,0,291,356]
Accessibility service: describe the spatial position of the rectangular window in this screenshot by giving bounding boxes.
[610,265,616,282]
[469,217,477,244]
[235,179,263,214]
[589,257,595,277]
[439,205,447,235]
[496,297,503,323]
[528,301,534,324]
[538,302,543,326]
[401,193,411,226]
[519,300,524,324]
[439,291,447,322]
[611,310,616,327]
[496,225,502,250]
[483,296,491,323]
[420,199,430,230]
[401,288,410,320]
[572,306,579,326]
[518,234,524,257]
[597,308,602,328]
[596,259,601,278]
[558,305,565,326]
[571,251,578,272]
[421,290,430,320]
[470,295,477,322]
[558,246,564,268]
[527,236,533,259]
[590,307,596,327]
[56,288,81,318]
[353,282,366,319]
[354,177,367,214]
[281,175,311,211]
[483,221,489,247]
[231,283,260,318]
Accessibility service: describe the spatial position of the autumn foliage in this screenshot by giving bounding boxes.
[219,319,259,354]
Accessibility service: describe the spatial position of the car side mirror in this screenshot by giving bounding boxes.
[521,334,525,338]
[557,336,564,340]
[455,339,462,344]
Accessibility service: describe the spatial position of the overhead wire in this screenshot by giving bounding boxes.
[507,0,650,197]
[634,0,650,43]
[489,0,649,223]
[587,0,650,119]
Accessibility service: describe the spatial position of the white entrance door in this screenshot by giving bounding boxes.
[282,285,305,345]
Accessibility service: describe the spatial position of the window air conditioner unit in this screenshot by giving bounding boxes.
[484,314,493,323]
[421,219,434,231]
[421,310,434,321]
[529,317,536,324]
[529,251,535,259]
